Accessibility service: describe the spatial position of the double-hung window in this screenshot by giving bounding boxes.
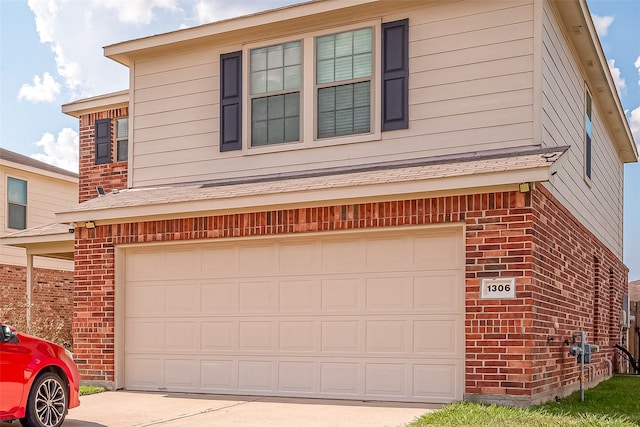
[116,117,129,162]
[7,177,27,230]
[316,28,372,139]
[220,19,408,151]
[250,41,302,146]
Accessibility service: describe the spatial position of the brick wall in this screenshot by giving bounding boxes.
[78,107,129,203]
[0,264,74,344]
[73,185,627,405]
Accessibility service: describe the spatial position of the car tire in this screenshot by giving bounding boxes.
[21,372,68,427]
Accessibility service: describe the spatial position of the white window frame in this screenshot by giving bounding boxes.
[7,176,27,230]
[241,19,381,155]
[116,117,129,162]
[584,86,593,185]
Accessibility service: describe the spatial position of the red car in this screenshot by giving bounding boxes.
[0,323,80,427]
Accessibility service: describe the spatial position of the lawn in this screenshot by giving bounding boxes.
[408,375,639,427]
[79,385,107,396]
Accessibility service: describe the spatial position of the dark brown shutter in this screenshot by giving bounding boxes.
[381,19,409,131]
[220,51,242,151]
[95,118,111,164]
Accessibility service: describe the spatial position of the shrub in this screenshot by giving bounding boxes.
[0,299,72,349]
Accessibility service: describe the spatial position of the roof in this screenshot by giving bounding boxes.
[0,223,74,261]
[0,148,78,179]
[56,146,566,224]
[62,90,128,118]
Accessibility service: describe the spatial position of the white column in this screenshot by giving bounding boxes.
[26,253,33,330]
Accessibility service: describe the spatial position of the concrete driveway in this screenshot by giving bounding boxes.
[2,391,439,427]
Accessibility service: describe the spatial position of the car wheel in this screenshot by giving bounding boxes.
[21,372,68,427]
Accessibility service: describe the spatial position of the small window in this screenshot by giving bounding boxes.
[585,90,592,180]
[7,177,27,230]
[250,41,302,146]
[116,117,128,162]
[316,28,372,138]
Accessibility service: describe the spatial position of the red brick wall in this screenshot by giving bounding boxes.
[78,107,128,203]
[0,264,74,344]
[73,186,627,404]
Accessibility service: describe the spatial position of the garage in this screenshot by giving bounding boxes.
[121,226,464,403]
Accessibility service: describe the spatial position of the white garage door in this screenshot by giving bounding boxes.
[123,226,464,402]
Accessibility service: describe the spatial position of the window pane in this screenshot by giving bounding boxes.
[117,140,128,162]
[116,118,128,138]
[317,59,334,84]
[284,65,301,90]
[285,92,300,116]
[335,32,353,57]
[252,120,268,146]
[334,56,353,81]
[284,42,301,66]
[285,117,299,142]
[267,44,284,68]
[316,36,335,60]
[8,178,27,205]
[253,97,268,121]
[353,28,372,54]
[268,95,285,119]
[268,118,285,144]
[251,48,267,71]
[353,53,372,78]
[251,70,267,94]
[8,204,26,230]
[317,82,369,138]
[267,68,284,92]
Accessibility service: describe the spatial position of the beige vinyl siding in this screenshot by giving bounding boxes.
[130,0,535,187]
[0,165,76,270]
[540,0,623,257]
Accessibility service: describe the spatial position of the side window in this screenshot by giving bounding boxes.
[95,118,112,165]
[250,41,302,146]
[316,28,372,139]
[7,177,27,230]
[585,89,592,181]
[116,117,129,162]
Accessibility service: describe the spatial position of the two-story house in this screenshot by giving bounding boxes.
[0,148,77,339]
[55,0,637,406]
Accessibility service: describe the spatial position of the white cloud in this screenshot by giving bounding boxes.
[30,128,79,173]
[635,55,640,87]
[93,0,179,25]
[17,72,60,103]
[607,59,626,95]
[630,106,640,148]
[592,14,614,37]
[193,1,256,25]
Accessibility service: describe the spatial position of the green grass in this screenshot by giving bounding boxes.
[79,385,107,396]
[408,376,639,427]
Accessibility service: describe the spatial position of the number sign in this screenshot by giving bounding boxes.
[480,278,516,299]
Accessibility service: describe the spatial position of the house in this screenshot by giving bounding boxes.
[0,148,77,339]
[55,0,637,406]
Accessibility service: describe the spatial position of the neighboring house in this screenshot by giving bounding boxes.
[55,0,637,406]
[0,148,77,337]
[630,279,640,301]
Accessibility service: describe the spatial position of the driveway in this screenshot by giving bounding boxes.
[3,391,439,427]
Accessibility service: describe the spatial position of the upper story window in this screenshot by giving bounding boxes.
[250,41,301,146]
[7,177,27,230]
[116,117,129,162]
[585,90,592,181]
[219,19,408,153]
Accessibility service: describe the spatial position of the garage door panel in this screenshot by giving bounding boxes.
[201,245,238,276]
[365,364,406,396]
[321,321,360,352]
[278,361,316,393]
[279,321,317,352]
[165,359,199,390]
[320,363,359,394]
[239,321,275,352]
[165,283,200,314]
[202,282,238,312]
[414,320,461,354]
[365,276,409,311]
[279,280,319,311]
[239,281,276,312]
[366,321,407,353]
[201,321,236,351]
[124,226,465,402]
[413,272,463,312]
[321,278,360,311]
[201,360,235,390]
[413,232,463,269]
[238,361,274,390]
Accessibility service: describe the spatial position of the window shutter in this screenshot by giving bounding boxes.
[220,51,242,151]
[381,19,409,131]
[95,118,111,164]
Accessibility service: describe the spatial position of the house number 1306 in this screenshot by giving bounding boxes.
[481,278,516,299]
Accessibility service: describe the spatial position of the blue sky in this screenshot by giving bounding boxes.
[1,0,639,278]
